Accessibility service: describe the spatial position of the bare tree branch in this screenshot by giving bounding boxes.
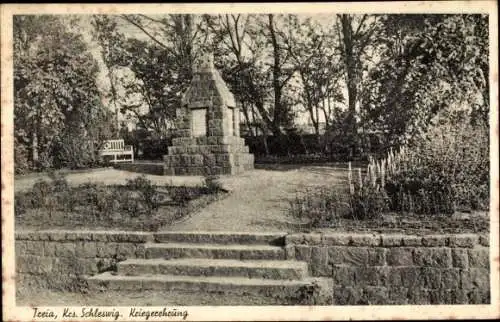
[354,14,368,38]
[138,14,166,24]
[120,15,170,50]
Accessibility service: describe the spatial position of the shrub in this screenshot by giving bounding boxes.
[47,171,70,192]
[15,192,31,216]
[138,137,172,160]
[170,186,197,206]
[385,168,456,214]
[72,178,161,219]
[73,182,107,220]
[15,173,71,216]
[16,172,225,231]
[14,137,31,175]
[30,179,54,209]
[347,182,389,220]
[203,175,223,193]
[287,111,488,228]
[358,112,489,215]
[125,175,161,212]
[52,134,99,170]
[416,114,489,211]
[289,187,346,229]
[116,190,142,217]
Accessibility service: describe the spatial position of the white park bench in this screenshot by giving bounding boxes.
[99,139,134,163]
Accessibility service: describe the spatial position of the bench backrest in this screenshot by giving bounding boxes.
[102,139,125,151]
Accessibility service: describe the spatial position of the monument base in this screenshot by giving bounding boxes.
[163,136,254,176]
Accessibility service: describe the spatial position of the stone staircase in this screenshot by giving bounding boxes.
[87,232,331,304]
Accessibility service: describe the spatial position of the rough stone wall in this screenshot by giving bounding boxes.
[181,53,236,138]
[285,232,490,305]
[164,136,254,175]
[15,231,151,287]
[173,107,192,138]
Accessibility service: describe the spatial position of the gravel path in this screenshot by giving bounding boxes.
[169,166,349,232]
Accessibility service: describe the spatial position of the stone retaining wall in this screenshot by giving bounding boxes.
[285,233,490,304]
[15,230,490,304]
[15,230,152,288]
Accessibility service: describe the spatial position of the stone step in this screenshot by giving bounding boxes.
[87,272,320,299]
[154,231,286,245]
[118,258,308,280]
[144,243,286,260]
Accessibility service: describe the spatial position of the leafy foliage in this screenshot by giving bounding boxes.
[359,111,489,215]
[286,16,344,136]
[399,112,488,212]
[360,14,489,147]
[289,108,489,228]
[348,182,389,219]
[14,15,114,173]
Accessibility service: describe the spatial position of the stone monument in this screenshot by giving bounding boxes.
[163,53,254,175]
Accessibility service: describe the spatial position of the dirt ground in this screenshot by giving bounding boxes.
[16,288,286,306]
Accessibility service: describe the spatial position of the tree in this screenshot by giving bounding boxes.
[202,14,263,136]
[336,14,381,154]
[14,15,113,172]
[91,15,127,134]
[360,14,489,148]
[266,14,298,136]
[119,14,210,89]
[113,38,181,138]
[286,16,344,139]
[204,14,298,137]
[96,14,213,138]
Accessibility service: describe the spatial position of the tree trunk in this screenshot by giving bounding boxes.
[32,128,38,166]
[314,103,320,142]
[262,129,270,156]
[268,14,284,137]
[241,101,253,136]
[300,134,309,155]
[325,97,331,127]
[340,14,359,156]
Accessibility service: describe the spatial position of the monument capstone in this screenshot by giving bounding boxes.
[163,53,254,175]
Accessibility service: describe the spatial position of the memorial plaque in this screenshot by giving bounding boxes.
[192,109,207,137]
